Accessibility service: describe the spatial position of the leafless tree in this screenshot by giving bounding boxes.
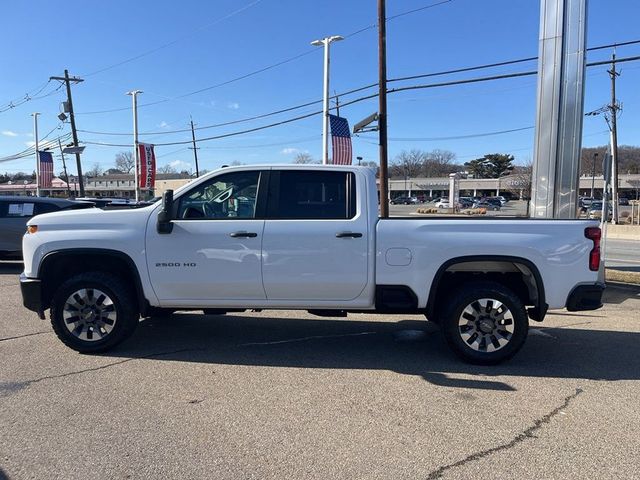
[293,152,319,164]
[114,151,135,173]
[505,159,532,200]
[424,149,456,177]
[390,150,426,178]
[157,164,177,174]
[85,163,103,177]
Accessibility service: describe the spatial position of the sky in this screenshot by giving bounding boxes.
[1,0,639,176]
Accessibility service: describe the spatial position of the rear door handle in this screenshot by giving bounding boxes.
[336,232,363,238]
[230,231,258,238]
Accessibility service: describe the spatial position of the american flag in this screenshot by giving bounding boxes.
[38,151,54,188]
[329,114,352,165]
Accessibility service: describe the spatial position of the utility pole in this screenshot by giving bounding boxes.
[590,152,598,199]
[608,53,620,223]
[50,70,85,196]
[334,92,340,117]
[31,112,40,197]
[189,117,200,177]
[378,0,390,217]
[127,90,143,202]
[58,138,72,198]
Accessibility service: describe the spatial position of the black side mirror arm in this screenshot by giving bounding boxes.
[157,189,174,234]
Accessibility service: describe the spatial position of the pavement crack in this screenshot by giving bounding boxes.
[8,347,203,392]
[0,331,50,343]
[425,387,584,479]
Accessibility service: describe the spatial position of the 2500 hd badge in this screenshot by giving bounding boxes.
[155,262,197,267]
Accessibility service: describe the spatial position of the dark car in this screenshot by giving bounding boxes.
[0,196,94,259]
[390,196,418,205]
[473,199,501,211]
[619,197,629,206]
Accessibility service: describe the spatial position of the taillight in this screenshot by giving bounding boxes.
[585,227,601,271]
[26,225,38,234]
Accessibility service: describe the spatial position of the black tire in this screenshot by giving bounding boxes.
[440,281,528,365]
[50,271,139,353]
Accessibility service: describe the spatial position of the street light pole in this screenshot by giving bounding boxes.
[31,112,40,197]
[311,35,343,165]
[127,90,143,202]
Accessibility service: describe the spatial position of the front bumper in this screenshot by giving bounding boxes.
[20,273,44,317]
[566,283,605,311]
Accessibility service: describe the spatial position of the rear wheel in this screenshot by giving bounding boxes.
[50,272,139,353]
[440,281,528,364]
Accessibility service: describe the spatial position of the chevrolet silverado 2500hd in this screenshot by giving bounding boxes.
[20,165,604,364]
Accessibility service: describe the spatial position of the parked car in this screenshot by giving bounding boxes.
[579,197,596,212]
[587,202,612,220]
[487,197,506,206]
[619,197,629,206]
[0,197,94,259]
[390,196,418,205]
[473,199,501,211]
[435,199,451,209]
[20,165,604,365]
[458,198,474,209]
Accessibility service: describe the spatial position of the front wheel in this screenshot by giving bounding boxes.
[440,281,528,364]
[50,272,139,353]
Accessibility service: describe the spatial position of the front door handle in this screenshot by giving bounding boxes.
[336,232,363,238]
[230,231,258,238]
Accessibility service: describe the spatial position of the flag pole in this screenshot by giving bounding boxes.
[127,90,143,202]
[32,112,40,197]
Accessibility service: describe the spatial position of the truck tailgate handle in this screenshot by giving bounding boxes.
[336,232,363,238]
[230,231,258,238]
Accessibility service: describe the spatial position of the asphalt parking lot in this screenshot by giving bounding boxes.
[1,261,639,479]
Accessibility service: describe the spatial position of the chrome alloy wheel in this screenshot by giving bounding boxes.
[62,288,117,342]
[458,298,515,353]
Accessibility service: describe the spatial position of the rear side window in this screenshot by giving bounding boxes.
[6,202,35,217]
[267,170,356,220]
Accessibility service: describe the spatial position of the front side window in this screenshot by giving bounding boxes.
[177,171,260,220]
[267,170,356,220]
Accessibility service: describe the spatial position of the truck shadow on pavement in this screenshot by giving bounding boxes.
[107,308,640,392]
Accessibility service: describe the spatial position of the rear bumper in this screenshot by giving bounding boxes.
[20,273,44,316]
[566,283,605,311]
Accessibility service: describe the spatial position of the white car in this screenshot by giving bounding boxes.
[20,165,604,364]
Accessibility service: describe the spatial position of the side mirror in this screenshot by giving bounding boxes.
[157,189,174,234]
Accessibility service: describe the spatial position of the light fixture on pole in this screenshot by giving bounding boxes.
[31,112,40,197]
[310,35,343,165]
[126,90,143,202]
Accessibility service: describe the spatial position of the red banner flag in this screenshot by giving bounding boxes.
[137,143,156,189]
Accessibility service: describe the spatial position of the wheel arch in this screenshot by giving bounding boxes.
[38,248,148,315]
[426,255,547,322]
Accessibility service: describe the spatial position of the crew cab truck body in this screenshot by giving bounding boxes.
[20,165,604,364]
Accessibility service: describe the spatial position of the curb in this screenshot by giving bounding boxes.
[606,268,640,286]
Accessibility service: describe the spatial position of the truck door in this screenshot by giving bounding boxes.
[261,169,369,301]
[145,169,267,304]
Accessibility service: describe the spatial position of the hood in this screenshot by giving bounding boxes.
[27,204,156,230]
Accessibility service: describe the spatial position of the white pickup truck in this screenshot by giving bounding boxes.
[20,165,604,364]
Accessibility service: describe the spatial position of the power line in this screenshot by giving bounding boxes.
[75,38,640,136]
[74,0,454,116]
[0,82,64,114]
[0,133,72,163]
[82,0,265,77]
[373,126,535,142]
[78,52,640,150]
